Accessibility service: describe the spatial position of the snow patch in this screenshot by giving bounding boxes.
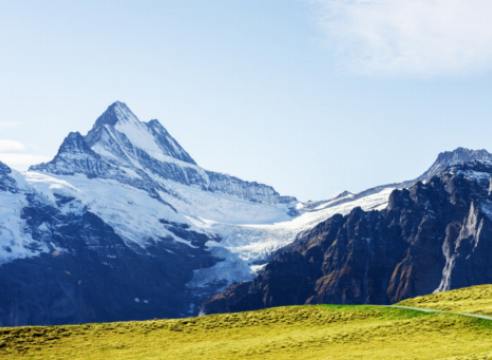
[0,189,48,264]
[24,172,196,249]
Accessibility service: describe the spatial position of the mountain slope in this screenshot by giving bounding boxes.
[2,285,492,360]
[204,161,492,314]
[0,161,220,325]
[30,102,299,287]
[399,284,492,316]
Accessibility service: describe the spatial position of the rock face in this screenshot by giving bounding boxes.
[204,164,492,314]
[0,161,216,325]
[0,162,17,193]
[419,148,492,180]
[0,199,214,325]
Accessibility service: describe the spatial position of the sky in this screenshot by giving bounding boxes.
[1,0,492,201]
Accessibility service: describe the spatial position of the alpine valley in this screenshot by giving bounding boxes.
[1,101,492,326]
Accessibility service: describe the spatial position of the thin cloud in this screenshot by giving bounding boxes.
[0,153,50,170]
[0,140,26,153]
[0,121,22,129]
[0,139,49,170]
[314,0,492,76]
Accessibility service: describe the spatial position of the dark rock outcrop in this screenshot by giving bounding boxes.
[204,165,492,314]
[0,194,217,326]
[0,162,17,193]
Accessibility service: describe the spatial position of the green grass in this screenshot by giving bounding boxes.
[2,287,492,359]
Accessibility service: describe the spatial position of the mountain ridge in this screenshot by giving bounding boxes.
[204,161,492,314]
[2,100,492,326]
[32,101,295,206]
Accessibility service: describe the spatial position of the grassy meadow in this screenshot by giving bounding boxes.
[400,284,492,316]
[2,286,492,359]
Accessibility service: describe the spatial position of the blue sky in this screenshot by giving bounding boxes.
[1,0,492,200]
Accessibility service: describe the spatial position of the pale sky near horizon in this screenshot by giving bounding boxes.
[1,0,492,200]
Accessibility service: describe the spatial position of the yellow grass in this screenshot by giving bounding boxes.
[400,284,492,316]
[2,286,492,359]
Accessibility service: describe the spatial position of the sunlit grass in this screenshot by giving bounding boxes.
[2,287,492,359]
[400,284,492,316]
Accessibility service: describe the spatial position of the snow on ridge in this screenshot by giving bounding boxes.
[89,101,198,168]
[20,155,393,288]
[24,171,79,203]
[21,165,394,286]
[420,147,492,180]
[115,116,185,165]
[3,151,392,288]
[0,168,49,264]
[33,102,295,207]
[156,178,292,225]
[23,172,200,249]
[185,186,394,289]
[0,191,49,264]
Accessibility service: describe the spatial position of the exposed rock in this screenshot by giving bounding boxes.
[204,165,492,314]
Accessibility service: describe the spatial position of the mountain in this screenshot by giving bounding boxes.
[0,159,219,325]
[0,102,299,326]
[2,101,492,326]
[32,102,294,204]
[419,147,492,180]
[204,159,492,314]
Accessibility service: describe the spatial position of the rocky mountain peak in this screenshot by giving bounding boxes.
[0,161,12,175]
[0,161,18,193]
[91,101,139,130]
[436,147,492,164]
[29,102,292,205]
[85,101,197,165]
[420,147,492,180]
[30,130,110,177]
[57,132,92,155]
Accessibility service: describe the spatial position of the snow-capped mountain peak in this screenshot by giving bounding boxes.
[435,147,492,166]
[33,101,205,188]
[31,101,296,206]
[92,101,140,128]
[86,101,196,166]
[419,147,492,180]
[16,102,300,317]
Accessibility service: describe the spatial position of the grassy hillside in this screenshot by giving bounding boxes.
[2,287,492,359]
[399,284,492,316]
